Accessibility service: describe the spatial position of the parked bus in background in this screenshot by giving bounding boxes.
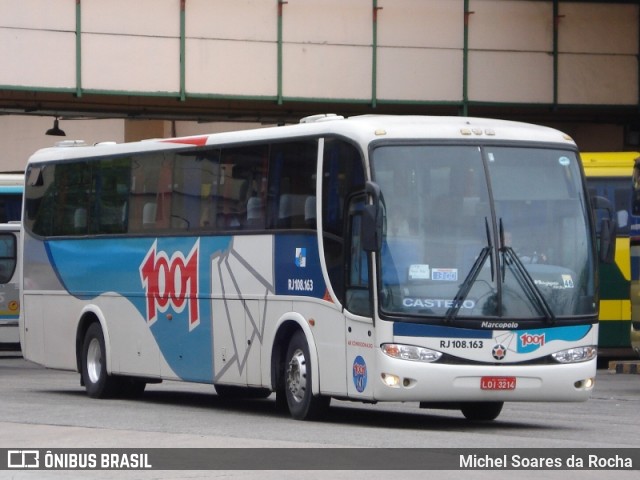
[629,157,640,357]
[0,222,20,350]
[0,173,23,350]
[20,115,611,422]
[581,152,638,357]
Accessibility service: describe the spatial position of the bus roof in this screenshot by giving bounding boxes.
[580,152,640,177]
[0,222,20,233]
[27,115,577,164]
[0,173,24,185]
[0,173,24,193]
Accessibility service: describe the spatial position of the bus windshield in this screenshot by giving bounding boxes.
[372,144,595,321]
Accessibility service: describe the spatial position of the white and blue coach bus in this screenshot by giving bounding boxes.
[19,115,608,421]
[0,222,20,349]
[0,173,23,349]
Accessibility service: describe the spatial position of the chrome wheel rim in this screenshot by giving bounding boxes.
[86,338,102,384]
[286,348,307,403]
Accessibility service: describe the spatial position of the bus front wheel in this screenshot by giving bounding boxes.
[81,323,121,398]
[460,401,504,421]
[284,331,330,420]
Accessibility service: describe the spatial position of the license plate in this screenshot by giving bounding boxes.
[480,376,516,390]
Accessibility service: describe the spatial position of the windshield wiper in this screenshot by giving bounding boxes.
[499,221,555,324]
[445,218,493,322]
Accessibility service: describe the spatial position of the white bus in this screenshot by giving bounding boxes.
[0,174,23,349]
[0,222,20,349]
[20,115,608,421]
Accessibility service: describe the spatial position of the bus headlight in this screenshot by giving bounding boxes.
[551,346,597,364]
[382,344,442,363]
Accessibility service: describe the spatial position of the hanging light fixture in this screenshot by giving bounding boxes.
[45,117,66,136]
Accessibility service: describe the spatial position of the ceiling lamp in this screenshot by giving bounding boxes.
[46,117,66,136]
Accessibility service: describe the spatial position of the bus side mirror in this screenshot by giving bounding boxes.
[591,195,616,264]
[361,181,383,252]
[599,218,616,264]
[362,204,383,252]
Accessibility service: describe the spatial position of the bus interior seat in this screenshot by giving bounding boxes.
[618,209,628,229]
[74,208,87,231]
[142,202,157,228]
[278,194,306,228]
[245,196,265,228]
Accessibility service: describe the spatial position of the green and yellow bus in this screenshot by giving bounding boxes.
[581,152,638,357]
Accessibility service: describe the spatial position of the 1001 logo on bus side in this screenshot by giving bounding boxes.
[139,239,200,331]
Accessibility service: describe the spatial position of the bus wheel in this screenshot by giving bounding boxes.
[81,323,120,398]
[284,331,330,420]
[460,401,503,421]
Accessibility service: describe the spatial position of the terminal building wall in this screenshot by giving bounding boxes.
[0,0,638,169]
[1,0,637,105]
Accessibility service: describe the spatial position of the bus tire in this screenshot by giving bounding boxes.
[81,322,120,399]
[460,401,503,421]
[284,331,330,420]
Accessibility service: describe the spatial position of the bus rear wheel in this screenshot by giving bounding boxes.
[284,331,330,420]
[81,323,121,398]
[460,401,504,421]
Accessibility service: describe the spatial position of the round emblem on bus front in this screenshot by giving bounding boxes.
[352,355,367,393]
[492,344,507,361]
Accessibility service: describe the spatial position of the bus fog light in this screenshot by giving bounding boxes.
[551,346,597,364]
[381,373,400,388]
[574,377,595,389]
[382,343,442,363]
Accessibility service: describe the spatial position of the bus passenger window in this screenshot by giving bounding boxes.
[0,234,16,284]
[217,145,268,231]
[129,153,173,232]
[269,141,318,230]
[94,158,130,234]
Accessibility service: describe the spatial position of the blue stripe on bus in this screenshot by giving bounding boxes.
[516,325,592,353]
[393,322,592,351]
[393,322,494,339]
[0,187,23,193]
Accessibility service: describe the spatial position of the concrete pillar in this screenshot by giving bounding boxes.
[124,119,173,142]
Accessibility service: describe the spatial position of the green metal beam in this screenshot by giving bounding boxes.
[180,0,186,101]
[277,0,286,105]
[75,0,82,98]
[372,0,381,108]
[462,0,471,117]
[553,0,560,107]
